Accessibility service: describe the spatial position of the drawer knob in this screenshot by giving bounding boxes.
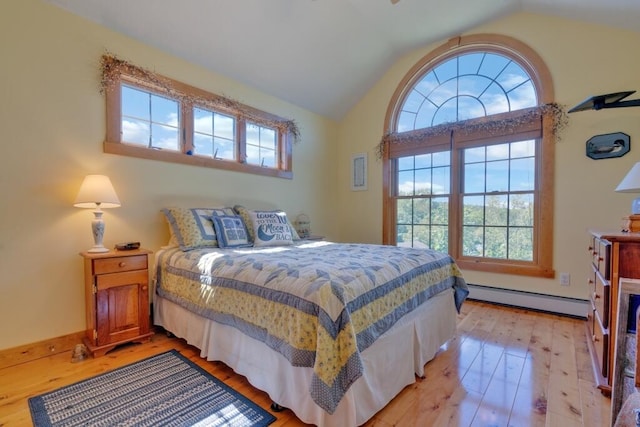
[593,292,600,300]
[118,262,126,268]
[142,285,148,291]
[593,334,599,343]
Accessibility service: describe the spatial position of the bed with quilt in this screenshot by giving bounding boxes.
[153,206,469,427]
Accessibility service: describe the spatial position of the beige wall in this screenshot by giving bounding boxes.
[0,0,339,350]
[3,1,640,351]
[337,12,640,300]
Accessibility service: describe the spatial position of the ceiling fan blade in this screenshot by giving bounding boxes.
[391,0,400,4]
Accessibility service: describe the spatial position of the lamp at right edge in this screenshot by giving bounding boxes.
[615,162,640,232]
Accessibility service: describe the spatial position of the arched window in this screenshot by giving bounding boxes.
[382,35,555,278]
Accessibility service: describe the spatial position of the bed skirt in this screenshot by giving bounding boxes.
[154,289,457,426]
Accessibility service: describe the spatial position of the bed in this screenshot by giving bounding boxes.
[153,207,468,426]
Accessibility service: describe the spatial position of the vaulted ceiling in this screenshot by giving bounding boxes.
[44,0,640,120]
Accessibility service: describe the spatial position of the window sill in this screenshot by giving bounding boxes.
[104,141,292,179]
[456,258,555,278]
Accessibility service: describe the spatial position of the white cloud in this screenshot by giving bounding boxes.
[398,179,445,196]
[122,120,149,145]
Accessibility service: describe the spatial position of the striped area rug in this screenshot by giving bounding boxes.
[28,350,276,427]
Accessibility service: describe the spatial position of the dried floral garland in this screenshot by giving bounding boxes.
[100,53,301,143]
[375,102,568,159]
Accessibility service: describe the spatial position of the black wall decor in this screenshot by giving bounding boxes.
[586,132,630,160]
[569,91,640,113]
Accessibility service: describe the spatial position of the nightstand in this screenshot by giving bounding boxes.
[80,248,154,357]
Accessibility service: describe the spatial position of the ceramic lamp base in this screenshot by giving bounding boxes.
[88,209,108,252]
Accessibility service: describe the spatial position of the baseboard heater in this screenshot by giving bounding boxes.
[467,283,589,319]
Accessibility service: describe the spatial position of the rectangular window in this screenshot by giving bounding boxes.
[393,139,537,261]
[193,107,235,160]
[246,123,277,168]
[461,139,535,261]
[121,84,180,151]
[103,56,294,179]
[396,151,450,253]
[384,121,552,278]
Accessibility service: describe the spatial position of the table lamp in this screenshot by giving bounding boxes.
[74,175,121,252]
[615,162,640,232]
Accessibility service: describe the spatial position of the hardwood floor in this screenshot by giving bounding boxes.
[0,300,610,426]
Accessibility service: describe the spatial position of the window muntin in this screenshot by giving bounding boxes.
[397,52,537,132]
[246,123,277,168]
[396,150,450,252]
[389,131,544,275]
[461,139,535,261]
[383,35,555,278]
[121,84,180,151]
[105,66,293,179]
[193,107,236,160]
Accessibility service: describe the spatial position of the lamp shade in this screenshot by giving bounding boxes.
[616,163,640,193]
[616,162,640,216]
[74,175,121,208]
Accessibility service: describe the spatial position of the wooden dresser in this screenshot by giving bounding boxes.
[587,230,640,394]
[80,249,154,357]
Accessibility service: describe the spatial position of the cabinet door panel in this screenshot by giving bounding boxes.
[108,284,139,332]
[96,272,149,345]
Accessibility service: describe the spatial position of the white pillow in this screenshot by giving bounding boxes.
[249,210,294,247]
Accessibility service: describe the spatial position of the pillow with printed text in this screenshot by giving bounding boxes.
[248,210,294,247]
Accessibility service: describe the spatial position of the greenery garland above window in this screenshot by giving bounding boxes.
[99,53,301,143]
[375,102,568,159]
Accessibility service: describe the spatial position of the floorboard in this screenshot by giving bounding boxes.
[0,301,610,426]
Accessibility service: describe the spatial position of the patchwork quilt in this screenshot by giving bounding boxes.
[155,241,468,413]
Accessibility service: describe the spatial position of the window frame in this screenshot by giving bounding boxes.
[105,70,293,179]
[382,34,555,278]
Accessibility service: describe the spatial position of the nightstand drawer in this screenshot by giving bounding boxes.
[93,255,147,274]
[589,237,601,274]
[590,266,610,328]
[591,309,609,378]
[595,238,611,280]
